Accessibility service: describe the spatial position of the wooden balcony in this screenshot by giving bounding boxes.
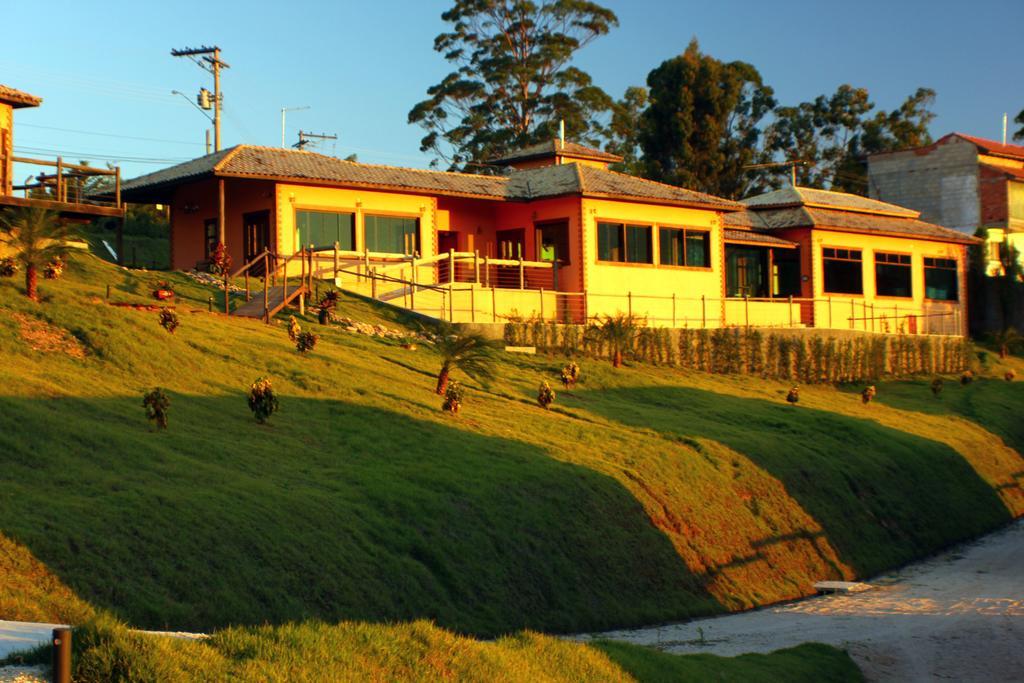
[2,155,125,220]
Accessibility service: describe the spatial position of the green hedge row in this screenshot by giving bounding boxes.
[503,320,971,383]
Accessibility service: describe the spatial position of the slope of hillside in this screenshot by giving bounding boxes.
[0,254,1020,653]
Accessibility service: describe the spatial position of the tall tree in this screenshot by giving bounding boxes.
[1013,108,1024,142]
[637,40,776,199]
[408,0,618,172]
[603,86,648,175]
[764,86,935,193]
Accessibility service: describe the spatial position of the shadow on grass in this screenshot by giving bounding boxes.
[0,395,720,637]
[859,377,1024,455]
[592,640,864,683]
[583,385,1013,578]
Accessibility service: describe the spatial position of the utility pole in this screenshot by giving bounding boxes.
[293,130,337,151]
[281,106,311,147]
[171,45,229,151]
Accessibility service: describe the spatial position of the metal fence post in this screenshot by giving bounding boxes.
[744,294,749,328]
[474,249,480,284]
[701,294,706,328]
[828,296,832,329]
[519,256,525,290]
[471,286,476,322]
[788,295,794,327]
[492,286,497,323]
[628,291,632,318]
[449,248,455,284]
[334,241,339,280]
[540,288,545,320]
[672,292,676,327]
[850,298,855,329]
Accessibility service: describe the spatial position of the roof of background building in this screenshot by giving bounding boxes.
[722,229,797,247]
[488,139,623,166]
[120,145,740,210]
[741,186,920,218]
[979,163,1024,182]
[950,133,1024,160]
[0,84,43,108]
[725,189,978,245]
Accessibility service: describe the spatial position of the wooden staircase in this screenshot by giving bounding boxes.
[226,249,313,322]
[232,285,308,319]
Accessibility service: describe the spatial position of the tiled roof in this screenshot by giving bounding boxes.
[574,164,741,210]
[952,133,1024,161]
[979,163,1024,181]
[730,202,977,244]
[489,139,623,165]
[121,145,508,200]
[722,229,797,247]
[122,145,740,210]
[742,186,919,218]
[0,84,42,108]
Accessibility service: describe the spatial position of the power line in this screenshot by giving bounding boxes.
[13,144,191,165]
[17,122,205,146]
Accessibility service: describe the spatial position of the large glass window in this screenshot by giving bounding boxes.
[597,222,652,264]
[924,257,958,301]
[365,214,419,254]
[659,227,710,267]
[823,247,863,294]
[296,210,355,251]
[874,252,912,298]
[725,246,767,297]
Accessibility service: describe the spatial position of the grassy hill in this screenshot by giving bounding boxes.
[1,252,1020,679]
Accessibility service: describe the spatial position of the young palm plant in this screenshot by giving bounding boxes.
[598,313,642,368]
[992,327,1022,359]
[432,326,495,395]
[0,208,73,301]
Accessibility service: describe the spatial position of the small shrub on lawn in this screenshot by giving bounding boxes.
[210,242,232,275]
[248,377,280,424]
[142,388,170,430]
[861,385,876,405]
[537,381,555,409]
[961,370,974,385]
[287,316,301,342]
[560,361,580,389]
[43,256,64,280]
[786,386,800,405]
[296,331,319,354]
[158,309,179,334]
[931,377,944,397]
[442,380,464,413]
[0,257,18,277]
[1006,370,1016,382]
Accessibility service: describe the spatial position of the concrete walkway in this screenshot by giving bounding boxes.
[578,518,1024,682]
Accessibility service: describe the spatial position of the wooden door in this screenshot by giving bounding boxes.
[243,210,271,275]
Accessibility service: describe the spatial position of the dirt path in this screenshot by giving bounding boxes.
[579,519,1023,682]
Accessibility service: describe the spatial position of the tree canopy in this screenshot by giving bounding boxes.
[1014,108,1024,142]
[637,40,776,200]
[408,0,618,172]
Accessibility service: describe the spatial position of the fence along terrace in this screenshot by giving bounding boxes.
[119,140,976,336]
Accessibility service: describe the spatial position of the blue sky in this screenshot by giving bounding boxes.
[3,0,1022,179]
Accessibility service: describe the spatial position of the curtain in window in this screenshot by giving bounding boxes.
[296,211,354,251]
[626,225,651,263]
[686,232,709,267]
[659,229,684,266]
[598,222,623,261]
[365,215,418,254]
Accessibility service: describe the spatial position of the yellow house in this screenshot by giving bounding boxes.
[725,186,978,336]
[121,142,974,335]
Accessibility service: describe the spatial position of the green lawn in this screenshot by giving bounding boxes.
[0,252,1019,679]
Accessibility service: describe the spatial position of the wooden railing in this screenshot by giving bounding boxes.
[8,155,122,206]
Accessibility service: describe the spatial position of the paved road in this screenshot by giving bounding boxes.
[580,519,1024,682]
